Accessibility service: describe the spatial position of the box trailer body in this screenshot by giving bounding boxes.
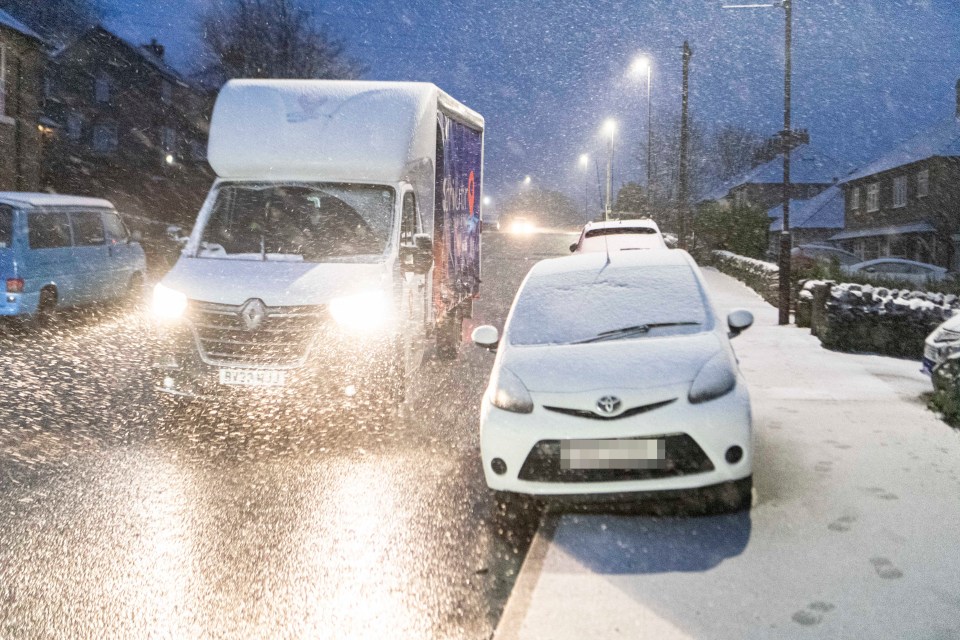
[152,80,484,402]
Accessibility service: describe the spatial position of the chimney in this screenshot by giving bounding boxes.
[142,38,165,60]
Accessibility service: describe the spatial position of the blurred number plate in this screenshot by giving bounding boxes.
[218,368,286,387]
[561,438,664,470]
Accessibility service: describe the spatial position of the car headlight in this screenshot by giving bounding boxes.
[329,290,391,332]
[688,352,737,404]
[489,366,534,414]
[152,283,187,320]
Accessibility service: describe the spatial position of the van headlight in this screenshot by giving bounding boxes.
[688,352,737,404]
[329,290,390,332]
[489,366,534,414]
[152,283,188,320]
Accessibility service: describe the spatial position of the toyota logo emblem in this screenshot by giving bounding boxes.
[596,395,622,415]
[239,298,267,332]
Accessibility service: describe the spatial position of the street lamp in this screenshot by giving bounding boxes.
[523,175,532,186]
[578,153,590,222]
[630,55,654,200]
[724,0,793,326]
[601,119,617,220]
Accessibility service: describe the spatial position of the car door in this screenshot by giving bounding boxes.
[68,209,111,303]
[102,210,140,297]
[24,209,77,307]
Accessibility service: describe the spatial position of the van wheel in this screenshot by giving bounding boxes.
[35,288,58,327]
[127,273,145,307]
[435,309,462,360]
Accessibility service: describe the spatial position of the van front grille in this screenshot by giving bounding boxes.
[188,300,324,367]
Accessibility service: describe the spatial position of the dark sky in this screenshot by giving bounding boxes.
[105,0,960,208]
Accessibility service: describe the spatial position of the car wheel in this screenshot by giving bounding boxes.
[34,287,58,328]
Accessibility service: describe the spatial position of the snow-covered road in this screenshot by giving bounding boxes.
[497,267,960,639]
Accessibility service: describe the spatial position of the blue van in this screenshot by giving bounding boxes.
[0,193,147,322]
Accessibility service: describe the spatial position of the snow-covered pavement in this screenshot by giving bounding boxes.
[496,268,960,639]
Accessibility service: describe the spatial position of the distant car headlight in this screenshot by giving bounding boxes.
[152,283,187,320]
[509,221,535,235]
[489,366,534,414]
[329,290,390,332]
[688,352,737,404]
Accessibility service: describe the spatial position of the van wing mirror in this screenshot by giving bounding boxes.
[401,233,434,275]
[130,230,143,243]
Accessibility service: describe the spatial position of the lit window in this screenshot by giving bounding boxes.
[893,175,907,208]
[866,183,880,212]
[918,169,929,198]
[92,122,118,153]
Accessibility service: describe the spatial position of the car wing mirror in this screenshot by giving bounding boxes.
[569,242,578,253]
[471,325,500,351]
[130,230,143,243]
[727,309,754,338]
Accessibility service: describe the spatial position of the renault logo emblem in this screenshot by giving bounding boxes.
[239,299,267,332]
[596,395,622,415]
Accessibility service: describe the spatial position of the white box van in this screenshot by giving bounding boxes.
[151,80,484,408]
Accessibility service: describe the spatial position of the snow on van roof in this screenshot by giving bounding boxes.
[207,80,483,182]
[584,218,660,231]
[0,192,115,209]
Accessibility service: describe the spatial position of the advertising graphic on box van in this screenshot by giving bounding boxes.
[151,80,484,409]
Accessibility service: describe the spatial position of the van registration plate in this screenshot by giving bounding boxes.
[218,368,286,387]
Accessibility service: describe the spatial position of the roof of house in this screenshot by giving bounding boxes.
[699,145,851,202]
[768,185,845,232]
[842,117,960,183]
[0,8,43,42]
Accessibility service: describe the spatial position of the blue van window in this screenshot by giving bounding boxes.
[0,205,11,249]
[71,210,106,246]
[102,211,128,243]
[29,212,72,249]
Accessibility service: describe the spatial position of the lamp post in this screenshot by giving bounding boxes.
[578,153,590,221]
[724,0,793,325]
[630,56,654,200]
[602,119,617,220]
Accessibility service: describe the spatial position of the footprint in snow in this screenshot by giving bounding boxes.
[828,515,855,532]
[791,601,835,626]
[870,557,903,579]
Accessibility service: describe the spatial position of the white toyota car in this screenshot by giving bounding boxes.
[472,250,754,511]
[569,218,666,253]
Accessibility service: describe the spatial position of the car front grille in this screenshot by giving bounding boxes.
[188,300,325,367]
[517,434,714,483]
[543,398,676,421]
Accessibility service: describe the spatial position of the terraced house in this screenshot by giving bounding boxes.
[0,9,44,191]
[834,82,960,269]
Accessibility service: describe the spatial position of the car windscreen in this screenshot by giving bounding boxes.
[198,183,395,262]
[507,264,710,346]
[0,205,11,249]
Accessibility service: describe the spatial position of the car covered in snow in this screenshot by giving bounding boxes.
[569,218,666,253]
[791,244,860,270]
[471,249,754,510]
[923,313,960,375]
[842,257,949,285]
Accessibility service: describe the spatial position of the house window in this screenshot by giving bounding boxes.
[95,71,112,103]
[92,122,118,153]
[866,183,880,212]
[893,175,907,208]
[161,80,172,104]
[161,126,177,153]
[849,186,860,210]
[918,169,929,198]
[67,112,83,141]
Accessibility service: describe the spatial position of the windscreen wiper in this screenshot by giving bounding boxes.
[573,322,701,344]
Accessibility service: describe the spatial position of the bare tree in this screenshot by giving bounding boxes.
[198,0,364,84]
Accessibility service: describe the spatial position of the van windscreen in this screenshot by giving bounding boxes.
[199,183,395,262]
[0,206,11,249]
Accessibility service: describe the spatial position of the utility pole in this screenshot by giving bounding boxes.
[778,0,793,326]
[605,137,614,220]
[678,41,692,250]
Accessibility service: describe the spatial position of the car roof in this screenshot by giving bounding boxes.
[529,248,691,279]
[583,218,660,232]
[0,192,115,209]
[853,258,947,271]
[796,244,854,253]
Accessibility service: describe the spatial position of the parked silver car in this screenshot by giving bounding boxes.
[843,258,949,285]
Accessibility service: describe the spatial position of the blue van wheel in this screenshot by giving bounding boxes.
[35,288,57,327]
